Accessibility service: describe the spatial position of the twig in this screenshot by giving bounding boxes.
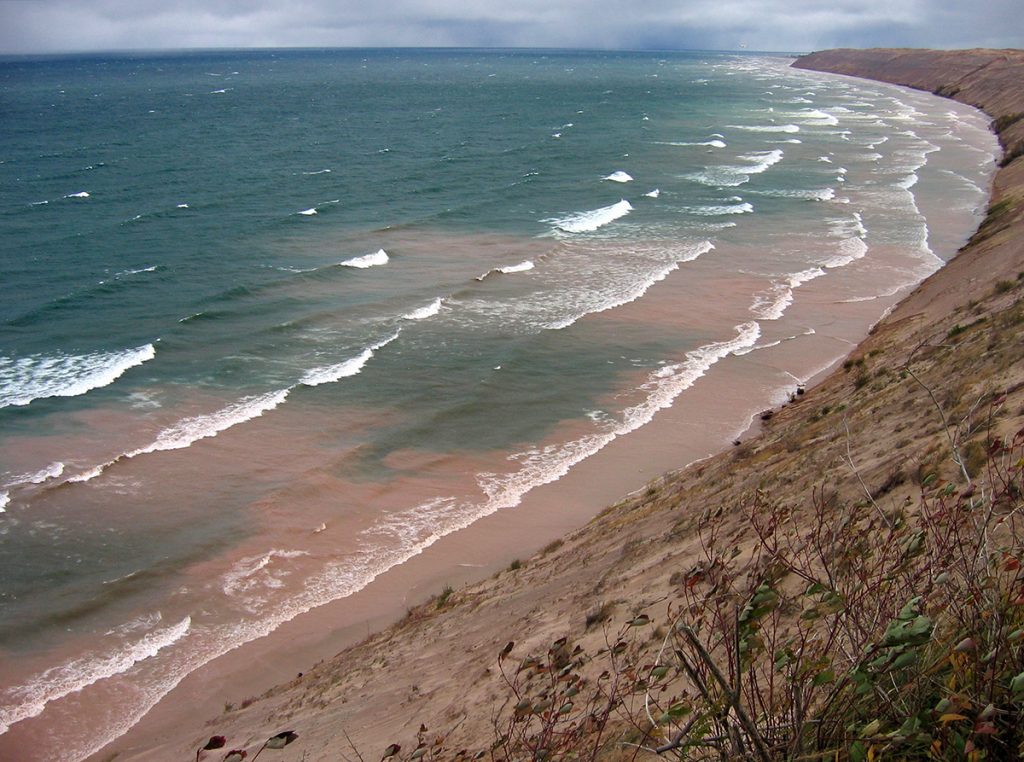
[842,417,894,528]
[903,344,971,484]
[679,626,773,762]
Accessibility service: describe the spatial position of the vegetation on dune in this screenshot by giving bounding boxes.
[371,419,1024,761]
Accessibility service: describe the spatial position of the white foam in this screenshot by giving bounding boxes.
[125,389,290,458]
[403,298,443,321]
[498,260,534,274]
[794,109,839,126]
[822,236,868,268]
[644,189,660,198]
[176,203,189,209]
[340,249,389,268]
[7,461,65,489]
[685,201,753,216]
[603,171,633,183]
[301,349,373,387]
[898,173,919,190]
[0,344,156,409]
[727,124,800,133]
[659,139,727,148]
[298,208,318,216]
[754,187,835,201]
[751,267,826,320]
[222,550,309,598]
[478,321,761,510]
[0,492,8,513]
[738,148,784,174]
[476,261,535,280]
[550,199,633,233]
[115,265,158,278]
[302,169,332,175]
[0,616,191,735]
[546,241,714,330]
[301,331,399,387]
[64,192,90,199]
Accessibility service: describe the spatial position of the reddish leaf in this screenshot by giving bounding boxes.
[204,737,227,751]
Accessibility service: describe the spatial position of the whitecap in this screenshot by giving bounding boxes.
[0,344,156,409]
[477,321,760,510]
[684,201,753,216]
[550,199,633,234]
[301,331,400,387]
[476,261,534,280]
[302,169,332,175]
[175,203,189,209]
[6,461,65,489]
[0,617,191,735]
[64,191,90,199]
[751,267,826,320]
[298,208,318,216]
[822,237,868,268]
[753,187,835,201]
[657,139,726,148]
[545,241,714,330]
[403,298,443,321]
[727,124,800,133]
[340,249,389,268]
[498,260,534,274]
[794,109,839,126]
[0,491,8,513]
[644,189,660,198]
[222,550,310,598]
[603,171,633,183]
[125,389,290,458]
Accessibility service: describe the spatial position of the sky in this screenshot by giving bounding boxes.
[0,0,1019,55]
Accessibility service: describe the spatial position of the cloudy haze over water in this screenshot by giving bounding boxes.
[0,0,1019,54]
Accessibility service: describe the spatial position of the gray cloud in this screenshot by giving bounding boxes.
[0,0,1019,54]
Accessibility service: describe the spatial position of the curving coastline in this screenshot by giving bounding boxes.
[98,49,1024,761]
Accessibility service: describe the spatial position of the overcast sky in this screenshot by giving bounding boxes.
[0,0,1019,55]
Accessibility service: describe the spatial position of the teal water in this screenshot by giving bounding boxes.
[0,49,997,760]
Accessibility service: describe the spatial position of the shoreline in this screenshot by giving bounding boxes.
[79,48,1024,761]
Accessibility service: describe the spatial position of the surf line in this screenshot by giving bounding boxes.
[56,332,403,488]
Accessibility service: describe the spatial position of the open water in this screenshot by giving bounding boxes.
[0,48,998,760]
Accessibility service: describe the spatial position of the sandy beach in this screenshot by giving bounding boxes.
[62,46,1024,762]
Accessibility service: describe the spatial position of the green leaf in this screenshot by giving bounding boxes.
[1010,671,1024,694]
[860,719,881,737]
[812,669,835,687]
[650,665,670,679]
[849,740,867,762]
[891,650,918,669]
[630,614,651,627]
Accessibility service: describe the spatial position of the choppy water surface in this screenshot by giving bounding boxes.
[0,49,997,760]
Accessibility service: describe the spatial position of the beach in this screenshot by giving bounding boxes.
[0,48,1016,761]
[66,47,1024,761]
